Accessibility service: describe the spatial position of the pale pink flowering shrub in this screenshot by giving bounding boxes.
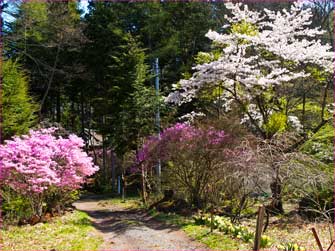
[0,128,98,216]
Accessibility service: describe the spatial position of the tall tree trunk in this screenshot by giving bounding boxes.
[80,92,85,134]
[122,169,126,202]
[70,101,75,130]
[141,164,147,205]
[320,80,330,121]
[191,189,201,208]
[39,44,61,120]
[111,152,116,192]
[269,166,284,214]
[56,88,61,122]
[102,134,107,184]
[302,92,306,128]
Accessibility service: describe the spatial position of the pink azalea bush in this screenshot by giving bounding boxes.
[136,123,229,169]
[136,123,238,206]
[136,123,258,208]
[0,128,99,216]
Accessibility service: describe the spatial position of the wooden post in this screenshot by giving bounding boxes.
[311,227,324,251]
[253,205,265,251]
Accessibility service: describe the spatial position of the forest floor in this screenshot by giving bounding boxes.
[73,194,208,250]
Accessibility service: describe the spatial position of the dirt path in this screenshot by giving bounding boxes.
[73,195,208,250]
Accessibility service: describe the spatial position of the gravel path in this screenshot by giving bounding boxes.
[73,195,208,250]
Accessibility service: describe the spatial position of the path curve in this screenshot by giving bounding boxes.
[73,195,208,250]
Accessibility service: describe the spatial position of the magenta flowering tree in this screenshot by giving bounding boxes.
[0,128,99,216]
[136,123,258,208]
[136,123,228,168]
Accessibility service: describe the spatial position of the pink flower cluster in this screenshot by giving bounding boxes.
[0,128,99,194]
[158,123,227,147]
[135,123,228,170]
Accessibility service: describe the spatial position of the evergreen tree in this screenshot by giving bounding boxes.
[2,60,37,139]
[84,2,160,156]
[5,0,85,121]
[84,1,219,91]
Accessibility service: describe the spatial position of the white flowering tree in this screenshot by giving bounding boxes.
[167,2,333,140]
[166,2,334,214]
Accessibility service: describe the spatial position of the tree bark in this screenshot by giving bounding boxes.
[39,44,61,120]
[141,164,147,205]
[122,171,126,202]
[269,174,284,215]
[302,92,306,128]
[80,92,85,134]
[111,152,116,192]
[56,88,61,122]
[71,101,75,130]
[320,79,330,121]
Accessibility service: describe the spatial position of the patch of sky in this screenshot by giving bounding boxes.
[2,0,89,25]
[78,0,89,16]
[2,0,18,24]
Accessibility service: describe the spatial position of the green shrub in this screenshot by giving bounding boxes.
[1,187,33,224]
[194,214,254,243]
[237,228,254,242]
[193,215,206,225]
[2,185,81,225]
[300,123,333,164]
[263,112,287,138]
[44,187,80,213]
[277,242,305,251]
[260,235,272,248]
[298,185,334,220]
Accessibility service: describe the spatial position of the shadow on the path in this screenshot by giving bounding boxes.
[75,197,182,237]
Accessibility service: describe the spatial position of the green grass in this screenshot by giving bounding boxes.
[96,194,142,209]
[149,209,250,250]
[1,211,103,251]
[183,224,249,250]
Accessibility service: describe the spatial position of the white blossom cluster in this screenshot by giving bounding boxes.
[254,5,333,71]
[287,115,303,133]
[224,2,265,25]
[326,103,335,114]
[311,142,334,163]
[214,91,234,112]
[166,2,334,126]
[240,103,266,127]
[179,111,206,124]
